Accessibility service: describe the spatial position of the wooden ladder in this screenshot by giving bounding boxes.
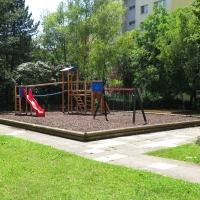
[72,91,86,112]
[15,96,21,114]
[86,91,92,110]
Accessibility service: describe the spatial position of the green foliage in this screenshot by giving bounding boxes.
[38,0,126,80]
[0,0,39,111]
[157,7,200,99]
[140,91,183,109]
[192,0,200,20]
[131,2,200,110]
[114,30,138,87]
[132,6,171,98]
[0,67,15,111]
[88,0,126,79]
[67,0,94,72]
[39,2,70,63]
[15,61,63,85]
[109,79,123,88]
[0,0,39,71]
[30,41,55,62]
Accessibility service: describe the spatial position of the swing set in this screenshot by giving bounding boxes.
[106,88,134,114]
[93,85,147,124]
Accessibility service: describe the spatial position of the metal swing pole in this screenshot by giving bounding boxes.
[133,88,136,123]
[128,91,131,116]
[103,82,108,121]
[112,92,114,114]
[123,90,125,115]
[93,79,108,121]
[136,88,147,124]
[133,88,147,124]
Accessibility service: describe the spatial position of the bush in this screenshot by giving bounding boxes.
[108,79,123,88]
[0,67,15,111]
[141,91,183,109]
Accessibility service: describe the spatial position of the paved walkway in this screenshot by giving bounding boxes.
[1,124,200,184]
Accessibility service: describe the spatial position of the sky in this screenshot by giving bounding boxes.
[25,0,62,23]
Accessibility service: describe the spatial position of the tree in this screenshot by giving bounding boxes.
[39,2,70,63]
[132,6,170,98]
[157,6,200,106]
[67,0,94,73]
[0,0,39,111]
[0,0,39,71]
[113,30,138,87]
[0,65,15,111]
[38,0,126,80]
[39,0,94,71]
[88,0,126,79]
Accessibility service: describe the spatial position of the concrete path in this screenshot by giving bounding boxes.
[1,124,200,184]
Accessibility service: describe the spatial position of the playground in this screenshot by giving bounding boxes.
[14,66,148,121]
[0,66,198,141]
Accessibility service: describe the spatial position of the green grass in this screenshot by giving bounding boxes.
[145,143,200,165]
[0,135,200,200]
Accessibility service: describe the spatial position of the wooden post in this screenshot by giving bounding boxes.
[68,70,70,113]
[76,70,79,113]
[68,70,72,113]
[62,71,65,113]
[84,80,86,113]
[91,92,94,114]
[14,86,20,114]
[133,89,136,123]
[14,86,16,113]
[25,86,28,115]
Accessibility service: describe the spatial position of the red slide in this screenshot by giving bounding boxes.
[23,89,45,117]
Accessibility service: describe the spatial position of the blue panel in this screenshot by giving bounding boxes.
[92,82,103,92]
[70,67,78,71]
[19,87,24,97]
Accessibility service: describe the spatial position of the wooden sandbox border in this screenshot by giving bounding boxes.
[1,118,200,142]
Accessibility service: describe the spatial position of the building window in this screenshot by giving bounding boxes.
[129,21,135,26]
[129,5,135,11]
[141,5,148,14]
[154,0,166,8]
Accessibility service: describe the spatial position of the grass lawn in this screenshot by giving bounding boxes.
[0,135,200,200]
[145,143,200,165]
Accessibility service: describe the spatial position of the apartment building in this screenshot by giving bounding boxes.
[122,0,194,32]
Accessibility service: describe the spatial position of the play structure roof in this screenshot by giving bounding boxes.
[60,66,78,72]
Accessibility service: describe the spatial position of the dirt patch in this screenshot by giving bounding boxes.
[0,111,200,133]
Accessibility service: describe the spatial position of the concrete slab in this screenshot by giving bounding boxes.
[84,149,104,154]
[148,163,177,170]
[87,140,125,149]
[142,139,186,147]
[94,154,128,162]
